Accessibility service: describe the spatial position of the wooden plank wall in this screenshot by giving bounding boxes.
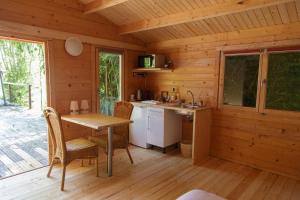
[0,0,142,45]
[48,40,143,142]
[147,22,300,180]
[124,50,146,100]
[48,40,92,141]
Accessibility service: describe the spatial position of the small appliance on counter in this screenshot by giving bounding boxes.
[135,89,154,101]
[143,90,154,100]
[136,89,143,101]
[130,94,135,101]
[138,54,165,68]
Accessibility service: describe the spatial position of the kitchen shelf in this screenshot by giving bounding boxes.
[132,68,173,73]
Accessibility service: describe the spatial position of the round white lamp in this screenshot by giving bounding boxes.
[80,99,89,114]
[65,37,83,56]
[70,100,79,115]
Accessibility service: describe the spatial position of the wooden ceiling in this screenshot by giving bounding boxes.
[78,0,300,43]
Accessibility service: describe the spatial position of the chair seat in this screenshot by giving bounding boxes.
[89,134,125,149]
[66,138,98,152]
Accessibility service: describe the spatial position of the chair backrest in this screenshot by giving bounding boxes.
[114,101,134,119]
[113,101,134,141]
[43,107,67,162]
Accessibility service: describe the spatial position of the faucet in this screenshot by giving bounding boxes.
[187,90,195,106]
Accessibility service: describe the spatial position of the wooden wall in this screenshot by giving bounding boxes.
[47,40,143,142]
[124,50,146,100]
[0,0,142,45]
[147,22,300,180]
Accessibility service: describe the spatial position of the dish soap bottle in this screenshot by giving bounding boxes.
[170,88,176,102]
[175,88,180,101]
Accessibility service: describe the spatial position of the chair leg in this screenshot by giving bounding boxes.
[126,147,134,164]
[106,153,109,173]
[96,157,99,177]
[47,158,55,177]
[61,165,66,191]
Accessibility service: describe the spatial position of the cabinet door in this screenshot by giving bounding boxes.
[147,109,164,147]
[129,106,148,148]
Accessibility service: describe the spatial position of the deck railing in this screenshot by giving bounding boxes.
[2,82,32,109]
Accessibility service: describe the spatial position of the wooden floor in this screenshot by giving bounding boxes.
[0,106,48,178]
[0,146,299,200]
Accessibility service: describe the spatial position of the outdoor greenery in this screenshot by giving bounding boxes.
[223,55,259,107]
[224,52,300,112]
[99,52,121,115]
[0,39,44,107]
[266,52,300,111]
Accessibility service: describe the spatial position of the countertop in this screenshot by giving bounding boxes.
[130,101,210,113]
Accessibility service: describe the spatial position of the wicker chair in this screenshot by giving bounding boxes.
[89,101,134,164]
[44,107,99,191]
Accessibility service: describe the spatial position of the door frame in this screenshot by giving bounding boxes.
[94,47,125,113]
[0,33,52,108]
[0,33,52,162]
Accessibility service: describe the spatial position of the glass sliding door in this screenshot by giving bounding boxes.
[98,50,123,115]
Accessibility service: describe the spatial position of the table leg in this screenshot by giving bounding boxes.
[108,127,113,176]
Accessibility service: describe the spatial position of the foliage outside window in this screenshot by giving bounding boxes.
[0,39,45,107]
[99,52,121,115]
[266,52,300,111]
[223,55,259,108]
[221,49,300,113]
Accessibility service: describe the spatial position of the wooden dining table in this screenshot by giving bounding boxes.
[61,113,132,177]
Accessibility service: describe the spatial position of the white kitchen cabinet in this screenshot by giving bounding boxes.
[147,108,164,147]
[130,104,182,150]
[129,104,149,148]
[147,107,182,150]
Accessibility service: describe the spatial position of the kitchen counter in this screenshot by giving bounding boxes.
[130,100,212,164]
[131,101,210,113]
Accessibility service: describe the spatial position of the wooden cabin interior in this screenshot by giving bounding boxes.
[0,0,300,199]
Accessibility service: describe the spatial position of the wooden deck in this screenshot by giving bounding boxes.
[0,146,299,200]
[0,106,48,178]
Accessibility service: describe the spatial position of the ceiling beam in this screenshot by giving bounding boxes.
[147,22,300,49]
[84,0,129,14]
[0,20,145,51]
[119,0,294,35]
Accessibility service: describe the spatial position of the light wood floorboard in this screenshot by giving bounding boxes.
[0,146,299,200]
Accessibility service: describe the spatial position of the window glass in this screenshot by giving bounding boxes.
[266,52,300,111]
[99,52,122,115]
[223,55,260,107]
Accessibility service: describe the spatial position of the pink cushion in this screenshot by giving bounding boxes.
[177,189,226,200]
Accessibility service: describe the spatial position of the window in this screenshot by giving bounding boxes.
[266,52,300,111]
[223,55,260,107]
[220,48,300,113]
[98,50,123,115]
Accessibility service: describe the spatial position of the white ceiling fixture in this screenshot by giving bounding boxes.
[65,37,83,56]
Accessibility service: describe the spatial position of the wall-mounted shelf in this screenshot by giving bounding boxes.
[132,68,173,77]
[133,68,173,73]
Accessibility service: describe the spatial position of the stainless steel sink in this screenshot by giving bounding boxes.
[174,103,203,120]
[175,109,194,121]
[175,104,195,119]
[175,109,193,116]
[182,104,202,109]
